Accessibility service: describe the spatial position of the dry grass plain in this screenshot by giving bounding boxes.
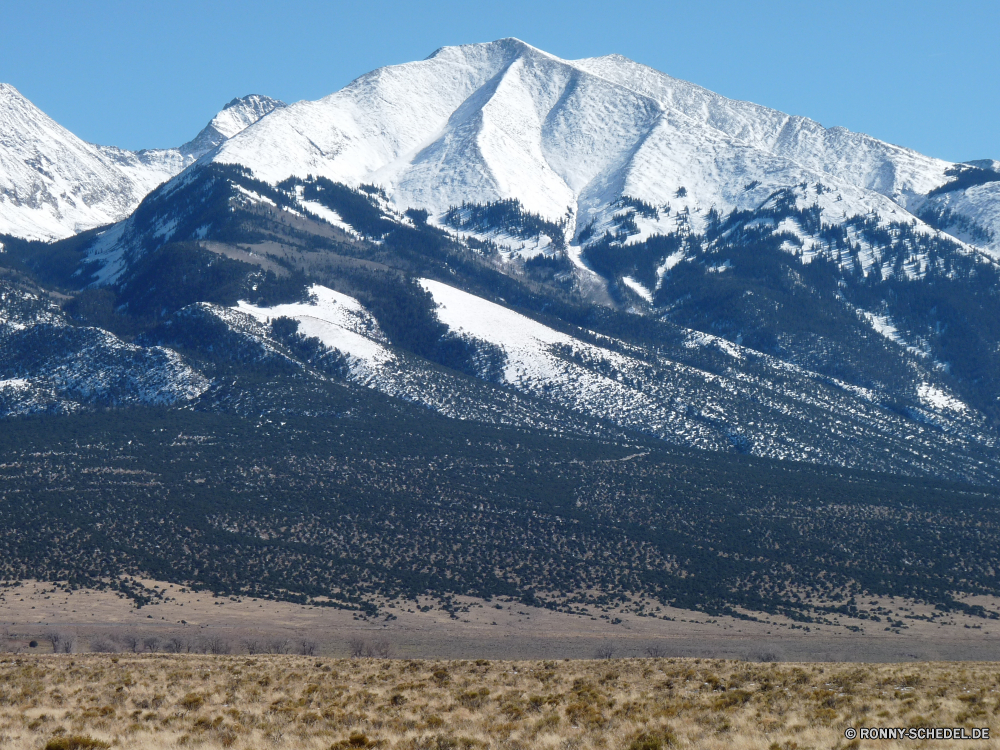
[4,580,1000,748]
[2,653,1000,750]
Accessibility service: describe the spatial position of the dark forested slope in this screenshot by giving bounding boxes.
[1,385,998,627]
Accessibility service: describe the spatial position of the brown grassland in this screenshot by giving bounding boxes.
[0,653,998,750]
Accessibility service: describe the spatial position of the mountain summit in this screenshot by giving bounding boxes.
[207,38,997,260]
[178,94,286,158]
[6,41,1000,628]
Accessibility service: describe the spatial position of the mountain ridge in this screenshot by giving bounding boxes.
[207,39,963,244]
[0,86,283,240]
[3,40,1000,486]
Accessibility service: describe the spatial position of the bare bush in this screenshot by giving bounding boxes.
[297,638,318,656]
[594,642,616,659]
[163,637,187,654]
[644,644,668,658]
[350,636,394,659]
[43,630,76,653]
[44,631,64,652]
[89,636,119,653]
[266,638,290,655]
[113,632,141,653]
[348,636,367,658]
[142,635,161,653]
[205,635,232,655]
[242,637,263,655]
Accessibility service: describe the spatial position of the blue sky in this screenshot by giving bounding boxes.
[3,0,998,162]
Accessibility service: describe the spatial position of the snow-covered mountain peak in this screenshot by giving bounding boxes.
[8,38,997,266]
[179,94,286,156]
[0,83,85,151]
[206,38,968,257]
[0,82,142,240]
[0,82,33,109]
[217,95,286,137]
[0,83,43,112]
[569,53,952,200]
[421,37,555,68]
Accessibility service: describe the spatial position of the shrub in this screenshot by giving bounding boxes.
[88,637,118,654]
[628,730,677,750]
[594,643,616,660]
[44,737,110,750]
[457,687,490,708]
[178,693,205,711]
[565,701,606,729]
[331,732,381,748]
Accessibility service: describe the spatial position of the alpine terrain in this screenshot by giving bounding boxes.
[0,86,285,240]
[2,39,1000,627]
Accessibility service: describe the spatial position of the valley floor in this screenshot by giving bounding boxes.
[2,580,1000,662]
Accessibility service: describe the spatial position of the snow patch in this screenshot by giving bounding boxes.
[235,285,392,373]
[656,249,686,281]
[683,330,744,360]
[918,383,967,413]
[860,310,933,359]
[233,184,277,208]
[298,198,361,238]
[621,276,653,302]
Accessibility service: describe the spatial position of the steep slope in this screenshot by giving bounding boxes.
[0,83,143,240]
[26,160,1000,484]
[160,265,1000,483]
[908,162,1000,249]
[0,86,283,240]
[418,278,1000,482]
[571,53,951,201]
[9,41,1000,486]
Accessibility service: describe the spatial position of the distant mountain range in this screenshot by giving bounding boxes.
[0,39,1000,478]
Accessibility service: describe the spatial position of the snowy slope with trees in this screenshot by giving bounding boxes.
[3,39,1000,486]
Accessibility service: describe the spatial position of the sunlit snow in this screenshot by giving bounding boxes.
[918,384,967,413]
[236,285,393,372]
